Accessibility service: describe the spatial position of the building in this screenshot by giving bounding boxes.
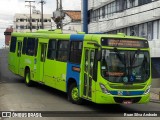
[14,13,52,32]
[14,10,81,32]
[62,10,81,31]
[8,11,81,46]
[82,0,160,77]
[4,26,13,46]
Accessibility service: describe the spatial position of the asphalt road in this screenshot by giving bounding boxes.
[0,49,160,120]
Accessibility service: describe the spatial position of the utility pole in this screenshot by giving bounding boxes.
[52,0,64,29]
[59,0,63,29]
[39,0,45,29]
[56,0,58,11]
[25,1,35,32]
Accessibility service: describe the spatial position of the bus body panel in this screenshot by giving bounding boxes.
[66,64,81,90]
[43,59,56,88]
[54,61,67,92]
[43,35,70,92]
[66,34,85,92]
[8,52,17,74]
[36,40,48,82]
[8,36,23,75]
[21,37,39,81]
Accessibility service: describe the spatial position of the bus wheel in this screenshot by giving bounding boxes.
[25,70,33,87]
[68,83,82,104]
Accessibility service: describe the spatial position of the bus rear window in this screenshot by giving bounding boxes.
[10,37,17,53]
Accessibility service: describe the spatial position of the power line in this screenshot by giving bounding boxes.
[25,0,35,32]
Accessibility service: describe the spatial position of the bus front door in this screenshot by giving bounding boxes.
[39,43,47,83]
[83,49,97,100]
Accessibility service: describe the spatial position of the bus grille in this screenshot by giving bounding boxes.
[109,85,145,89]
[114,97,141,103]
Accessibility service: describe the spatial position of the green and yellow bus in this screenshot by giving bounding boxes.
[8,29,151,104]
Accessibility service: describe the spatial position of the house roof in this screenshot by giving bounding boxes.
[5,27,13,32]
[64,10,81,21]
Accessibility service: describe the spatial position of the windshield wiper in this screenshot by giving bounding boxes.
[113,48,126,66]
[127,49,141,83]
[130,49,140,67]
[114,48,128,77]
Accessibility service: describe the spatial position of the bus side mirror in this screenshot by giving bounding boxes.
[96,50,102,61]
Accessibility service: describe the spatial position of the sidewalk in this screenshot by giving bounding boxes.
[150,88,160,103]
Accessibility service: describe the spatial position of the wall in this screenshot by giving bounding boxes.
[88,0,160,58]
[88,1,160,32]
[14,13,52,32]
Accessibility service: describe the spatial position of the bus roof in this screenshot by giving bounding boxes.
[11,30,146,42]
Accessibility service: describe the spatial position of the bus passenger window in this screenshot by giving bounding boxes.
[10,37,17,53]
[47,39,56,60]
[57,40,69,62]
[22,37,27,54]
[69,41,82,64]
[26,38,38,56]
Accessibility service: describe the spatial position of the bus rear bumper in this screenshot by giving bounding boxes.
[95,91,150,104]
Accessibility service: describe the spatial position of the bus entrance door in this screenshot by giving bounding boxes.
[39,43,47,83]
[83,48,97,100]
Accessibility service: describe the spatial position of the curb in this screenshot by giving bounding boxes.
[150,99,160,103]
[150,91,160,95]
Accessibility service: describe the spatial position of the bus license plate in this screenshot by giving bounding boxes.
[123,100,132,104]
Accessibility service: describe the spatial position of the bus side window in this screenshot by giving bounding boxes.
[57,40,69,62]
[26,38,38,56]
[10,37,17,53]
[34,38,38,56]
[47,39,56,60]
[69,41,83,64]
[22,37,27,54]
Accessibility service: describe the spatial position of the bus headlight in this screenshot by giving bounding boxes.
[99,83,110,94]
[144,85,151,95]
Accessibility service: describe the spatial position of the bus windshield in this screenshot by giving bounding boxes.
[101,49,150,83]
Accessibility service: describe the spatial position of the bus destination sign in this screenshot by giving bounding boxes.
[101,38,149,48]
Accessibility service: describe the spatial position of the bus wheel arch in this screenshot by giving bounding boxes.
[24,66,33,86]
[67,78,82,104]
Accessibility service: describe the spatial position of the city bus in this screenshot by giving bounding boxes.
[8,29,151,104]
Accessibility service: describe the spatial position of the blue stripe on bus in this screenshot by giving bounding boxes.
[70,34,85,41]
[66,64,80,90]
[109,91,144,96]
[66,34,85,92]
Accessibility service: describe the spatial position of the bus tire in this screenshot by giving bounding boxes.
[68,83,83,104]
[25,70,33,87]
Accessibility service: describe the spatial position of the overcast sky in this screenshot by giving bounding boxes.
[0,0,81,48]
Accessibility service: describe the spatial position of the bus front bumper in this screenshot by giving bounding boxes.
[95,91,150,104]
